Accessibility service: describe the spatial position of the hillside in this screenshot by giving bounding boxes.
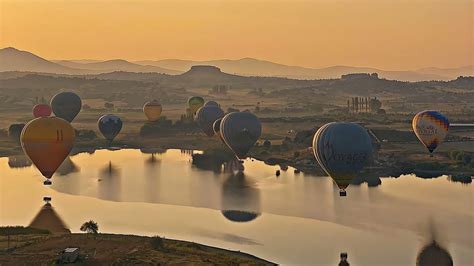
[2,47,472,81]
[0,48,179,75]
[0,47,83,74]
[136,58,468,81]
[0,233,275,265]
[56,59,180,75]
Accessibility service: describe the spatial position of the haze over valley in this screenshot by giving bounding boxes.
[2,47,472,81]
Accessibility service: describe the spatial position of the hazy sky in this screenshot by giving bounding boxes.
[0,0,472,69]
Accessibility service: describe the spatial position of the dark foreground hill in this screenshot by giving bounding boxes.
[0,233,275,265]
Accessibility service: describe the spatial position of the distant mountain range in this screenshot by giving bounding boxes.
[1,47,472,81]
[55,59,180,75]
[137,58,473,81]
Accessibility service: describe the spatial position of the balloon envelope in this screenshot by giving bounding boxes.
[213,118,222,135]
[204,101,219,107]
[143,100,162,122]
[50,92,82,122]
[8,123,25,144]
[312,122,372,195]
[188,96,205,115]
[412,110,449,154]
[21,117,75,179]
[196,105,225,137]
[98,115,123,142]
[220,112,262,159]
[33,104,52,118]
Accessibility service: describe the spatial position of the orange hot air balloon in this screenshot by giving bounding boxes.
[33,104,52,118]
[143,100,162,122]
[21,117,75,185]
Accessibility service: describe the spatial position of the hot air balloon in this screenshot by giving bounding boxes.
[33,104,52,118]
[98,115,122,143]
[21,117,75,185]
[220,112,262,159]
[412,110,449,156]
[195,105,225,137]
[312,122,372,196]
[143,100,162,122]
[50,92,82,122]
[204,101,219,107]
[8,123,25,144]
[187,96,205,115]
[213,117,223,135]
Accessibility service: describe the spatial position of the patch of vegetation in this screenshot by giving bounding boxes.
[0,226,50,235]
[150,236,165,250]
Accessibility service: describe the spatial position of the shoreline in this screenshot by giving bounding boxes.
[2,142,473,180]
[0,232,277,265]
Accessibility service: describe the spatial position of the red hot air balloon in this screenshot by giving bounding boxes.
[33,104,52,118]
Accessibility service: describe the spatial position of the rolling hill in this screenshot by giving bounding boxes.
[136,58,471,81]
[55,59,180,75]
[0,47,179,75]
[0,47,83,74]
[2,47,472,81]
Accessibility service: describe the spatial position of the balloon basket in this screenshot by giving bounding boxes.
[43,196,52,203]
[339,190,347,197]
[43,180,52,186]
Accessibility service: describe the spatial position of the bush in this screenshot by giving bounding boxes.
[0,226,50,235]
[263,140,271,149]
[280,143,290,151]
[151,236,164,249]
[76,129,97,140]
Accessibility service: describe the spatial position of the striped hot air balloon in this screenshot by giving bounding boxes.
[412,110,449,155]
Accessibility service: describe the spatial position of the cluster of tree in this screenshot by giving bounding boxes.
[209,85,229,95]
[140,116,199,137]
[347,96,383,114]
[34,96,48,104]
[247,88,265,96]
[448,150,473,165]
[104,102,115,109]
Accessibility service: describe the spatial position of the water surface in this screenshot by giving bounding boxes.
[1,149,472,265]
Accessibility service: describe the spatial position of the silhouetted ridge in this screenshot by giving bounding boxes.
[183,65,224,75]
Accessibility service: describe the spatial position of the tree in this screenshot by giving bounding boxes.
[369,97,382,113]
[80,220,99,237]
[104,102,114,109]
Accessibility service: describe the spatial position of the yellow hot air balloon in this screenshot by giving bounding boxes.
[143,100,162,122]
[21,117,75,185]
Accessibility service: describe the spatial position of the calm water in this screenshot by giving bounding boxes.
[1,149,473,265]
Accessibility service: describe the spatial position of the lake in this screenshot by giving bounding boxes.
[1,149,473,265]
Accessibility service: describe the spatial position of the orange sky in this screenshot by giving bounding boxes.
[0,0,472,69]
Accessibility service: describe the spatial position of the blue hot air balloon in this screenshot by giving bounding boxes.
[220,112,262,159]
[196,105,225,137]
[98,115,122,143]
[312,122,372,196]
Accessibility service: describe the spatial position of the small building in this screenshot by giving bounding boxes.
[58,248,80,263]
